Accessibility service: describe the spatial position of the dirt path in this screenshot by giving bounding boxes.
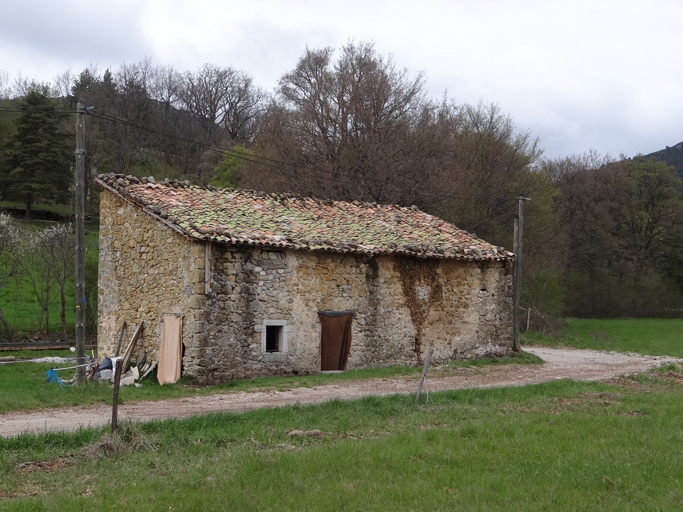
[1,347,679,437]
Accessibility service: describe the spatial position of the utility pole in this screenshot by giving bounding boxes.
[512,195,530,352]
[75,99,86,383]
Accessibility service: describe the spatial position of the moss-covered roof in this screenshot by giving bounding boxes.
[95,173,512,261]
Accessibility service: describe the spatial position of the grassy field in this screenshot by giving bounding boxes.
[0,351,542,414]
[2,372,683,510]
[522,318,683,357]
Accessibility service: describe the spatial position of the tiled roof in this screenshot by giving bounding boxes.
[95,173,512,261]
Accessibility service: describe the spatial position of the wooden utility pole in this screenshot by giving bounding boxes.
[512,196,530,352]
[75,100,86,383]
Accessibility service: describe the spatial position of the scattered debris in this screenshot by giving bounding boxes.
[602,476,617,489]
[288,429,328,439]
[275,443,299,452]
[139,360,158,382]
[0,489,40,498]
[119,366,140,387]
[15,457,71,473]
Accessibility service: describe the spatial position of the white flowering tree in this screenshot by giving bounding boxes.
[0,214,20,340]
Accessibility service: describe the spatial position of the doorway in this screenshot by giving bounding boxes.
[319,310,355,371]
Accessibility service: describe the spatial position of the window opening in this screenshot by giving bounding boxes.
[265,325,282,352]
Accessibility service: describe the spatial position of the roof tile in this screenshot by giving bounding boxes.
[95,173,512,261]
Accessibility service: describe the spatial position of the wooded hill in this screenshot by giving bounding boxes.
[643,142,683,179]
[1,44,682,324]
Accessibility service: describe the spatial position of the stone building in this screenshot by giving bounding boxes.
[95,173,514,383]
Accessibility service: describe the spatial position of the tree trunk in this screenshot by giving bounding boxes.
[44,284,50,335]
[0,308,12,342]
[25,193,32,220]
[60,284,67,342]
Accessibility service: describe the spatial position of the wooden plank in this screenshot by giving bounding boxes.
[139,360,157,382]
[120,321,144,372]
[114,322,127,357]
[415,348,434,402]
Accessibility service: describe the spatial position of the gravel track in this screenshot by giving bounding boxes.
[1,347,679,437]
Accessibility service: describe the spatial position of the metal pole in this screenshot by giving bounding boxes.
[75,100,86,384]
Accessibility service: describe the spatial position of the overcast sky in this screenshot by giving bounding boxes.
[1,0,681,158]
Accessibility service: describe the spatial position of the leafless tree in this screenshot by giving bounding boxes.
[53,69,76,99]
[21,230,54,334]
[38,225,75,340]
[0,70,10,100]
[250,41,437,204]
[181,64,267,145]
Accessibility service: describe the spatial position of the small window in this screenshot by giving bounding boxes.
[265,325,282,352]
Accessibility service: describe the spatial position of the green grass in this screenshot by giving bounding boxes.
[2,374,683,510]
[522,318,683,357]
[0,352,540,414]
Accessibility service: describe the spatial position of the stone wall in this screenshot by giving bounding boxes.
[98,189,512,382]
[97,191,206,369]
[196,245,512,383]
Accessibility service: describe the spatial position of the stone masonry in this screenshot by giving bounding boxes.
[198,246,513,383]
[98,189,513,383]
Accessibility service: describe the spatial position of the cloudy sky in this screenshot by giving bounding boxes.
[1,0,681,158]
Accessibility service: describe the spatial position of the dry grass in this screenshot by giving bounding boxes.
[80,421,156,460]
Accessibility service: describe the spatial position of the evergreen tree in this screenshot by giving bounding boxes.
[0,84,72,218]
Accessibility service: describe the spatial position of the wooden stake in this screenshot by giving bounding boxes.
[111,359,123,432]
[416,348,434,402]
[121,321,144,374]
[114,322,127,357]
[527,307,531,331]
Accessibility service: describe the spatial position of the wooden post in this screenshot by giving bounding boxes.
[512,196,530,352]
[114,322,127,357]
[526,307,531,331]
[513,217,520,351]
[111,359,123,432]
[75,100,86,383]
[416,348,434,402]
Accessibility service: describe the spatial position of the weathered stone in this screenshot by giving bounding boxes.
[98,190,513,383]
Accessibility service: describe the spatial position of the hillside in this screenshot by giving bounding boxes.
[643,142,683,179]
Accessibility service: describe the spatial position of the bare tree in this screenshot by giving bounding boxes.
[38,225,75,340]
[53,69,76,100]
[0,70,10,100]
[251,41,436,204]
[0,214,20,340]
[148,64,183,112]
[181,64,267,145]
[21,230,54,334]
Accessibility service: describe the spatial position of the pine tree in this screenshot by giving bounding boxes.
[0,84,72,219]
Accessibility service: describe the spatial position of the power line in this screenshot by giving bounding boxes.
[0,107,76,113]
